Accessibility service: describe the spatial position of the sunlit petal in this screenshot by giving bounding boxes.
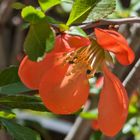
[18,53,62,89]
[51,34,70,53]
[95,28,135,65]
[53,34,91,53]
[64,33,91,49]
[39,64,89,114]
[98,64,128,136]
[19,32,90,90]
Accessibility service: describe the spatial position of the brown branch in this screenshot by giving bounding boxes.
[0,31,6,68]
[50,17,140,33]
[64,97,99,140]
[64,101,92,140]
[9,24,24,65]
[79,17,140,30]
[123,59,140,97]
[0,0,15,24]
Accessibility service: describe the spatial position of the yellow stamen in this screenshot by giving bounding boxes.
[63,40,105,78]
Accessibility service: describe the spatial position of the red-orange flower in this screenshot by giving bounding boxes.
[95,28,135,65]
[98,63,128,136]
[18,28,135,136]
[18,53,60,89]
[18,33,91,114]
[39,64,89,114]
[18,33,90,89]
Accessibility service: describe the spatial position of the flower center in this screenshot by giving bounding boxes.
[63,40,105,78]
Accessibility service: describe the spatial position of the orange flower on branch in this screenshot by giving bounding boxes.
[18,33,91,114]
[18,33,90,89]
[18,28,135,136]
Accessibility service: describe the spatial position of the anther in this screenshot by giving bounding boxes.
[86,69,91,74]
[69,61,74,64]
[63,40,105,78]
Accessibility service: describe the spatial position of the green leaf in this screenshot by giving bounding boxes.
[80,109,98,119]
[67,0,99,25]
[1,119,41,140]
[0,95,48,112]
[68,26,87,37]
[0,66,31,95]
[67,0,116,25]
[85,0,116,22]
[0,82,31,95]
[21,6,46,23]
[46,16,61,24]
[59,24,69,32]
[24,22,55,61]
[11,2,26,10]
[0,66,20,86]
[38,0,61,12]
[45,31,56,52]
[91,131,102,140]
[0,110,16,119]
[22,22,30,29]
[129,104,138,114]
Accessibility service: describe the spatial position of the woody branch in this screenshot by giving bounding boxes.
[51,17,140,33]
[79,17,140,29]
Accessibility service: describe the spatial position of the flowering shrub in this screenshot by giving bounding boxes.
[0,0,139,139]
[19,28,135,136]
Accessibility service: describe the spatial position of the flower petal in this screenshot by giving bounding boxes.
[52,35,70,53]
[95,28,135,65]
[18,53,62,89]
[39,64,89,114]
[18,33,90,90]
[52,34,91,53]
[91,120,99,131]
[64,34,91,49]
[98,64,128,136]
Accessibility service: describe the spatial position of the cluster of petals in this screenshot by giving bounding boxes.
[18,33,91,114]
[18,28,135,136]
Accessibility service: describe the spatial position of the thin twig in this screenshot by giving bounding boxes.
[50,17,140,33]
[79,17,140,30]
[123,59,140,97]
[64,100,93,140]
